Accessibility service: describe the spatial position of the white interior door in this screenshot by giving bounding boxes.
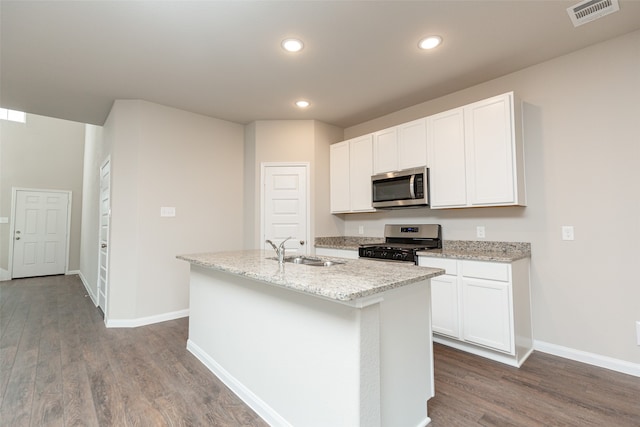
[12,189,70,278]
[98,159,111,316]
[262,164,309,256]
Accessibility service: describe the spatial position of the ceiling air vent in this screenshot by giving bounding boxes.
[567,0,620,27]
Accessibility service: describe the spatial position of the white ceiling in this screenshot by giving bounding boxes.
[2,1,640,128]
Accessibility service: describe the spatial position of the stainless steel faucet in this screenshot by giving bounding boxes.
[266,237,292,266]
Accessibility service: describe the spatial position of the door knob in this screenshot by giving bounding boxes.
[15,237,20,240]
[101,243,107,248]
[15,230,21,234]
[300,240,305,246]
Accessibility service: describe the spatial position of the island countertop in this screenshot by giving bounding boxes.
[177,250,444,302]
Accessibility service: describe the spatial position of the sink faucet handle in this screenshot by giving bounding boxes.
[265,240,278,251]
[278,236,293,250]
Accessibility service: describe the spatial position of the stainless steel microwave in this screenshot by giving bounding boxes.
[371,167,430,209]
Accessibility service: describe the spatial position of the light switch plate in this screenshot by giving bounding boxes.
[476,226,485,238]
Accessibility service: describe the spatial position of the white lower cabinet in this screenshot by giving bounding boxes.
[462,278,512,353]
[419,256,532,367]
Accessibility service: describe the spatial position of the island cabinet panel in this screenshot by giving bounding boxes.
[419,255,533,367]
[185,262,435,427]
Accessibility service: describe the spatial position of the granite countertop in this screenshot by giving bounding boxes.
[314,236,384,250]
[315,237,531,263]
[177,250,444,302]
[416,241,530,262]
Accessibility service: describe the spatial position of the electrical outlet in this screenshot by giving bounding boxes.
[562,226,574,241]
[358,225,364,235]
[636,321,640,346]
[476,226,485,238]
[160,207,176,217]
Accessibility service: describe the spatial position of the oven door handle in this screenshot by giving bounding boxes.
[409,174,416,199]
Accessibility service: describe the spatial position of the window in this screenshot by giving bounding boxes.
[0,108,27,123]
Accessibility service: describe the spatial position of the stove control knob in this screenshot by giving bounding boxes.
[366,250,374,257]
[382,251,388,258]
[393,253,403,260]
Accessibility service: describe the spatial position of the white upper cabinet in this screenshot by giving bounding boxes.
[330,135,375,214]
[349,135,375,212]
[373,127,398,174]
[465,94,518,206]
[427,92,526,209]
[398,118,428,170]
[329,140,351,213]
[373,118,427,174]
[427,108,467,208]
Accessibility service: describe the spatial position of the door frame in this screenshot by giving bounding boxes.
[260,162,311,253]
[8,187,73,279]
[97,157,111,322]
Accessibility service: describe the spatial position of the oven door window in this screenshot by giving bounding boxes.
[373,176,414,202]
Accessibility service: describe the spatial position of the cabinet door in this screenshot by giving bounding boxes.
[430,275,461,338]
[397,118,427,170]
[462,278,513,353]
[349,135,374,211]
[329,141,350,213]
[373,127,398,174]
[427,108,467,208]
[465,93,516,206]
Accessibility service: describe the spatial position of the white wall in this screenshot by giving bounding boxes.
[0,113,85,277]
[243,120,343,250]
[96,100,245,323]
[339,30,640,365]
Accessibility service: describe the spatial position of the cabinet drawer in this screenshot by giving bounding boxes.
[462,260,509,282]
[418,257,457,274]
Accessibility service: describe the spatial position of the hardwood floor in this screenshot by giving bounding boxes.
[1,275,638,426]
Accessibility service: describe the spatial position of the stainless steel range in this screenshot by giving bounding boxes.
[359,224,442,264]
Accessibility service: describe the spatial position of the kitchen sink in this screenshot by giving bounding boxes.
[277,256,345,267]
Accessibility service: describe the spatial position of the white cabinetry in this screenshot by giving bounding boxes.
[419,258,460,338]
[330,135,375,213]
[427,92,526,209]
[329,140,350,213]
[419,255,532,367]
[373,118,427,174]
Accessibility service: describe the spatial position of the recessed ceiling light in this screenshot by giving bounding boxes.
[282,38,304,53]
[418,35,442,50]
[295,100,310,108]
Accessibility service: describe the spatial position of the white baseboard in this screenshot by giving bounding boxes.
[106,308,189,328]
[0,268,10,281]
[66,269,80,275]
[534,340,640,378]
[77,271,98,306]
[187,339,292,427]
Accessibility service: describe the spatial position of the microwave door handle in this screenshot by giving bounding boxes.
[409,174,416,199]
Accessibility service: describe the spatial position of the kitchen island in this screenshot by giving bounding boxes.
[178,250,444,427]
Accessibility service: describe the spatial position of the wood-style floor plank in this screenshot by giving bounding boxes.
[1,275,639,427]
